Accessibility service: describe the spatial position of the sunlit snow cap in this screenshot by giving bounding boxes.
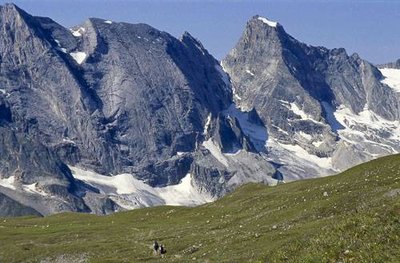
[257,16,278,28]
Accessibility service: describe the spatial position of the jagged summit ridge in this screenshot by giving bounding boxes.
[223,14,400,181]
[0,5,276,216]
[0,5,399,216]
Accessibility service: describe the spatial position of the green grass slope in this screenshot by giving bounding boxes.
[1,154,400,262]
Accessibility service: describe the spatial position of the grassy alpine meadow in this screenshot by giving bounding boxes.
[1,154,400,262]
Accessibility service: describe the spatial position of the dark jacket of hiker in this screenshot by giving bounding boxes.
[153,241,159,252]
[160,245,166,254]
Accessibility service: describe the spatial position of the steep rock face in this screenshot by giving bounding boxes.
[223,15,400,179]
[0,127,91,215]
[69,19,232,183]
[0,4,101,168]
[0,5,275,215]
[0,4,110,215]
[223,17,336,156]
[0,3,232,181]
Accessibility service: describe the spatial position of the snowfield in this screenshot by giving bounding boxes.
[69,166,215,210]
[258,16,277,28]
[223,103,268,152]
[203,139,230,167]
[71,27,85,37]
[0,176,16,190]
[0,177,48,197]
[380,68,400,92]
[22,183,48,197]
[70,51,87,64]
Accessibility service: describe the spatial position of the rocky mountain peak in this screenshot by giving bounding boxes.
[252,15,279,28]
[223,14,400,183]
[0,6,399,217]
[241,15,284,48]
[180,31,211,57]
[0,3,34,33]
[180,31,202,45]
[1,3,20,14]
[0,3,46,35]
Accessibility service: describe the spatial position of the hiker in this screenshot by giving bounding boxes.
[160,244,166,258]
[153,240,159,255]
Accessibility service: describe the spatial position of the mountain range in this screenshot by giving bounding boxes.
[0,4,399,216]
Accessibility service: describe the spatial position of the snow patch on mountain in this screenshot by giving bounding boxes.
[266,100,400,180]
[203,113,212,135]
[70,166,214,209]
[22,183,48,197]
[232,87,242,101]
[321,102,345,132]
[380,68,400,92]
[223,104,268,151]
[246,69,255,76]
[334,105,400,147]
[266,139,335,181]
[62,138,76,145]
[312,140,324,147]
[202,139,229,166]
[54,39,67,53]
[0,176,16,190]
[70,51,87,64]
[297,131,312,141]
[268,101,400,181]
[274,141,332,169]
[280,101,317,122]
[257,16,277,28]
[104,20,113,24]
[0,177,48,197]
[71,27,85,37]
[273,124,289,135]
[290,103,312,120]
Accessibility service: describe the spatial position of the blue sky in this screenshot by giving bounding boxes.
[2,0,399,64]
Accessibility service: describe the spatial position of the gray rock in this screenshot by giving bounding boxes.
[0,5,273,215]
[223,15,400,180]
[0,192,42,217]
[1,6,398,215]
